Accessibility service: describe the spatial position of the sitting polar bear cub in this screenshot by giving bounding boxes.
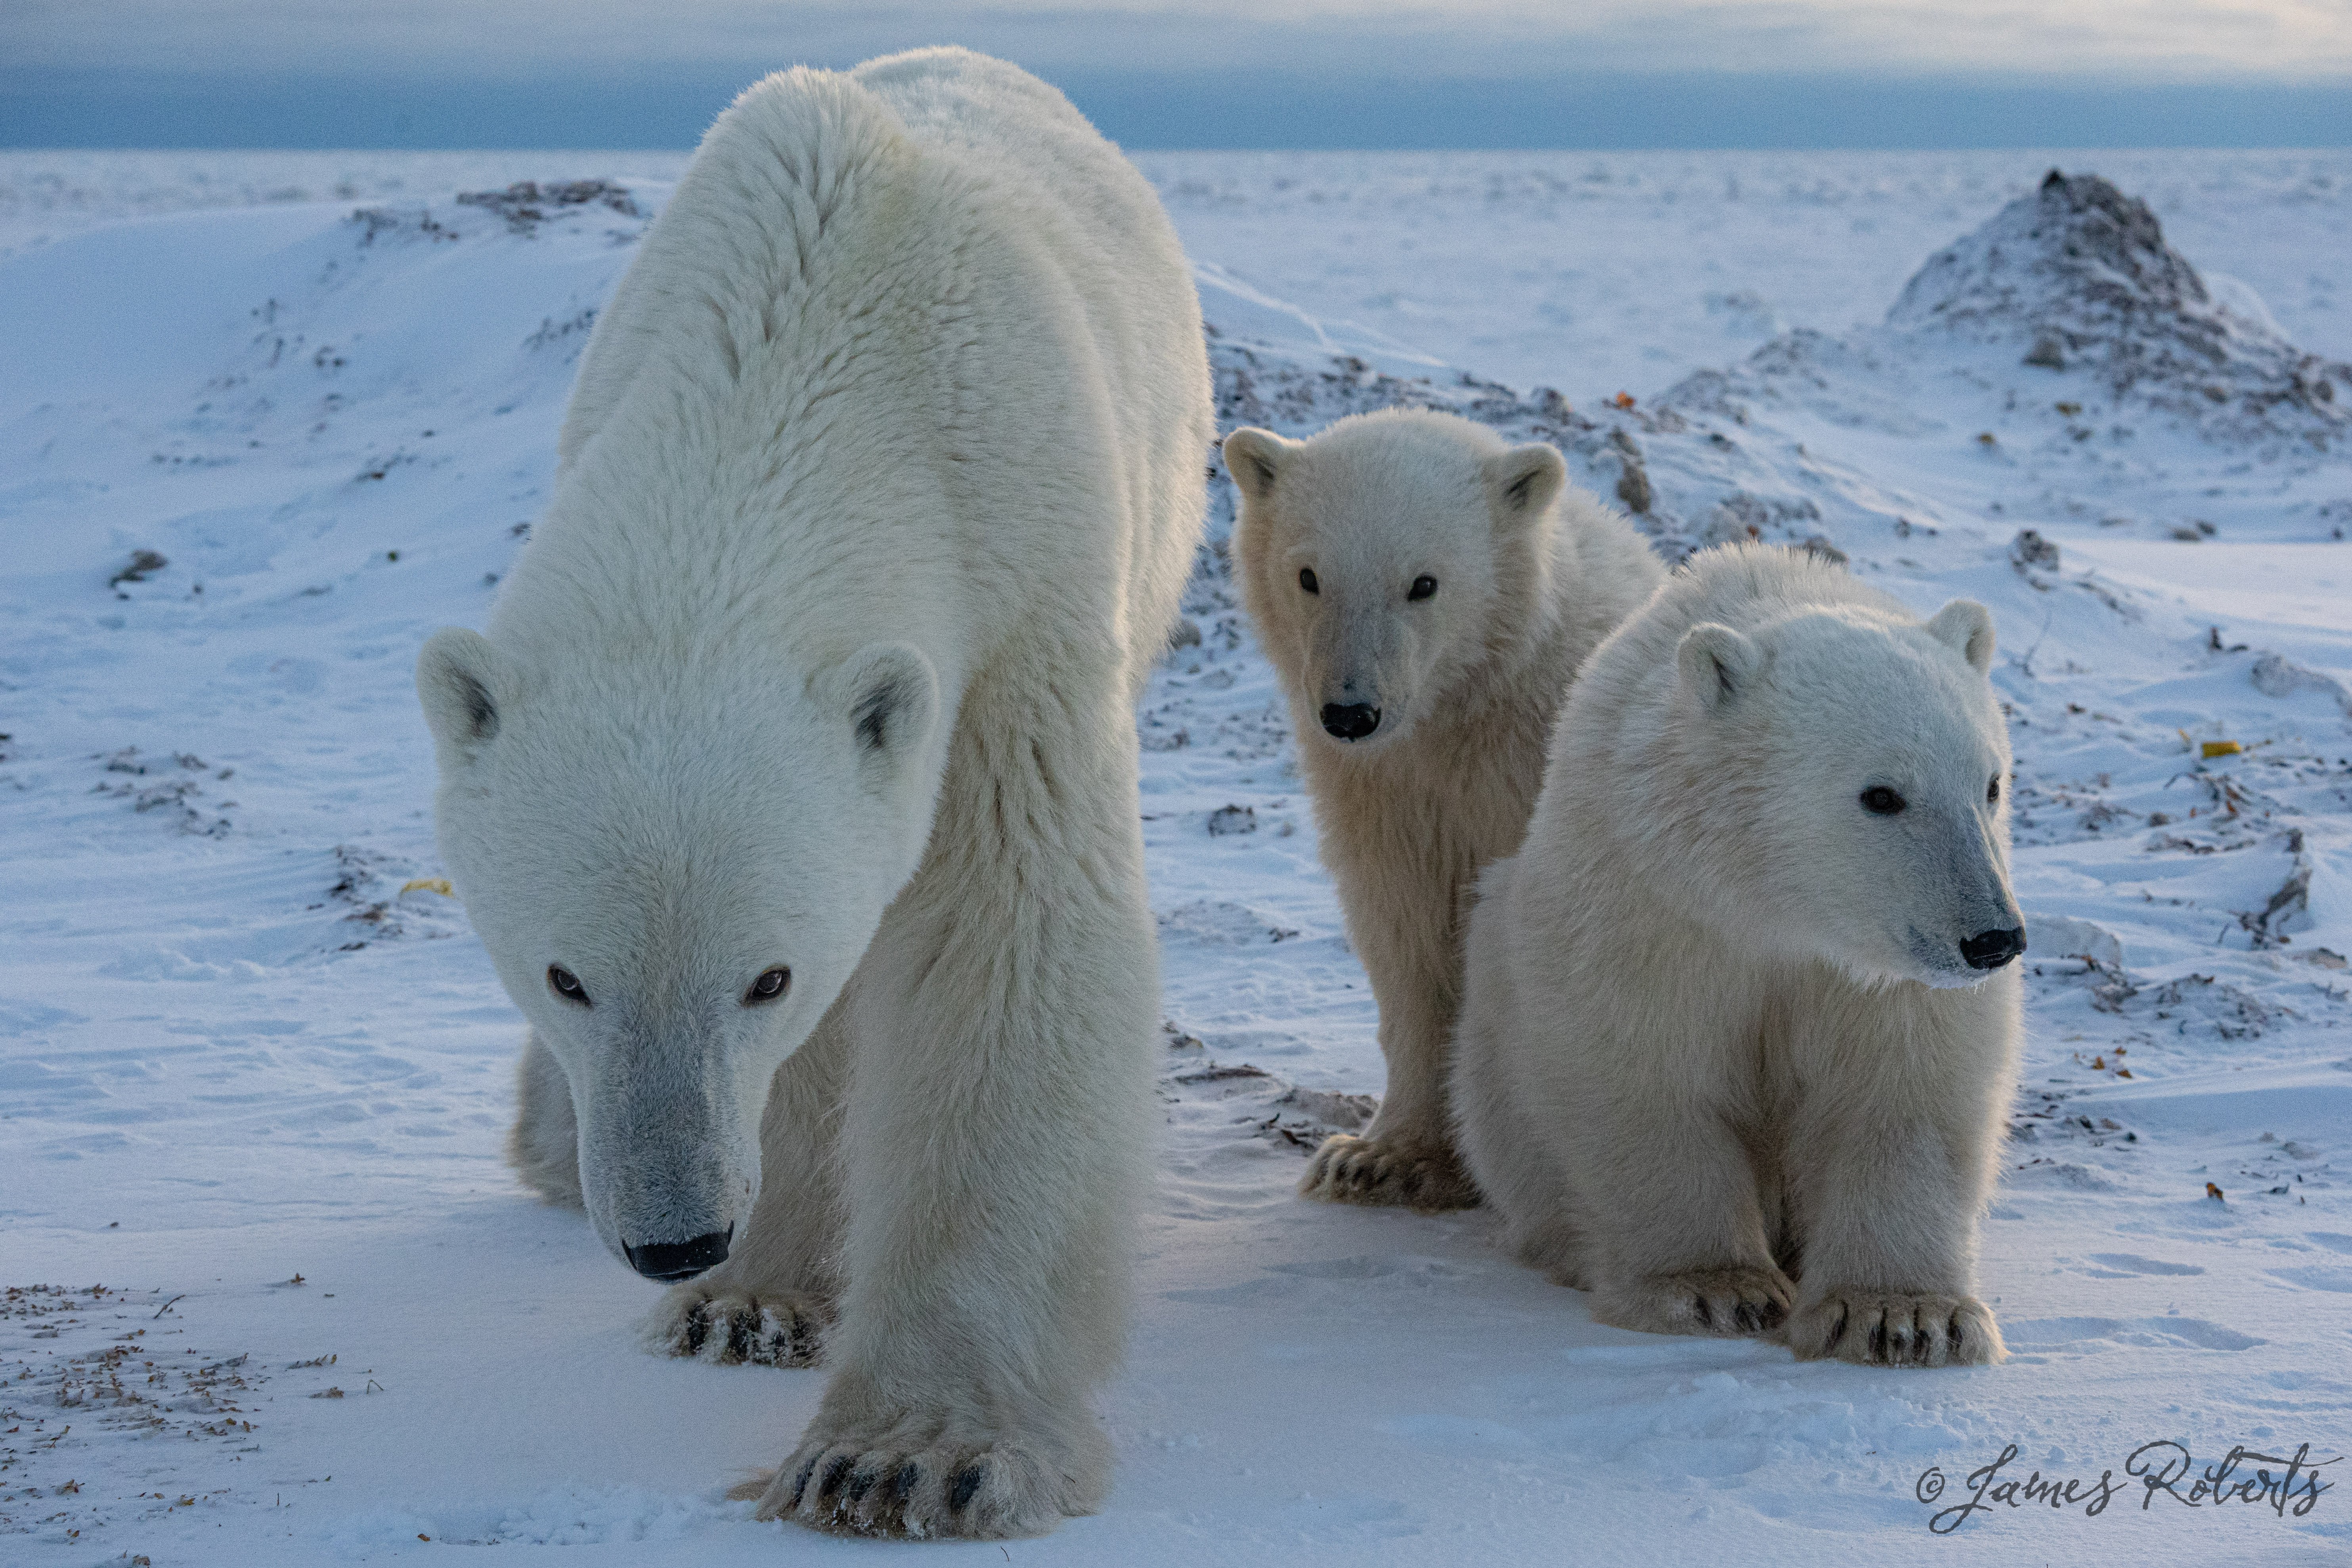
[1452,544,2025,1367]
[1225,410,1665,1211]
[418,50,1210,1537]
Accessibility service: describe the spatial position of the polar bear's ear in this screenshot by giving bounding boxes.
[1925,599,1996,675]
[417,628,512,763]
[832,643,939,783]
[1484,444,1566,525]
[1222,428,1294,504]
[1677,622,1759,711]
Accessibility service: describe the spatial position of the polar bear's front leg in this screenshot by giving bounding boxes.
[1776,1151,2007,1366]
[1783,1291,2002,1367]
[1299,982,1478,1210]
[1775,982,2014,1369]
[1300,873,1479,1212]
[746,742,1152,1538]
[1301,1132,1478,1212]
[1568,1017,1794,1339]
[1602,1265,1795,1337]
[645,998,850,1369]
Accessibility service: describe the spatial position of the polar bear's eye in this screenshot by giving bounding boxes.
[745,966,791,1005]
[1987,775,2002,804]
[1298,567,1319,595]
[1859,786,1907,816]
[1409,576,1438,601]
[547,965,590,1005]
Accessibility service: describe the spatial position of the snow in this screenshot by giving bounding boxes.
[3,147,2350,1564]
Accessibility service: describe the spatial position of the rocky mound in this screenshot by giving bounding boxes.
[1888,169,2346,444]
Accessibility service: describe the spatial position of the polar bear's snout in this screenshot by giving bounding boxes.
[1960,925,2027,971]
[568,1031,772,1280]
[585,1116,757,1279]
[1927,805,2026,979]
[622,1227,733,1281]
[1310,630,1406,748]
[1891,809,2027,985]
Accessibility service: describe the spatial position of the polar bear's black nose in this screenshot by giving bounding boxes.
[623,1228,732,1281]
[1321,703,1381,741]
[1960,927,2027,971]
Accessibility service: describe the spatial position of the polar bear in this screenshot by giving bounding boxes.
[1451,543,2025,1367]
[1224,410,1665,1211]
[417,50,1211,1538]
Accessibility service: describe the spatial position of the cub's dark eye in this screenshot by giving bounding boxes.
[1298,567,1319,595]
[547,965,589,1005]
[745,966,791,1005]
[1859,786,1907,816]
[1988,775,2002,804]
[1408,575,1438,601]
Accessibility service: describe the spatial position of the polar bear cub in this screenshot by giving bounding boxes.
[1225,409,1665,1211]
[1452,543,2025,1366]
[418,50,1210,1538]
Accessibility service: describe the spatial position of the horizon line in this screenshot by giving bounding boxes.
[8,67,2350,152]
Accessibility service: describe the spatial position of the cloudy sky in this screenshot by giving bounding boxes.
[6,0,2350,147]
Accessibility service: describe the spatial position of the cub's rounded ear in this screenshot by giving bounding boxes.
[1677,622,1759,711]
[1925,599,1996,675]
[1484,443,1566,525]
[1221,428,1295,504]
[417,628,512,763]
[830,642,939,783]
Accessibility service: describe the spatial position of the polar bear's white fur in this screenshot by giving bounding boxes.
[1452,544,2025,1367]
[417,49,1211,1538]
[1224,410,1665,1210]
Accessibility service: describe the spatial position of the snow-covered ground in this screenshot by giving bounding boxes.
[3,148,2349,1566]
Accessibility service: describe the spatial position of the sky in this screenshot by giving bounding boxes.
[4,0,2350,148]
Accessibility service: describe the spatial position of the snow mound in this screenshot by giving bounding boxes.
[1888,169,2348,443]
[1204,335,1708,549]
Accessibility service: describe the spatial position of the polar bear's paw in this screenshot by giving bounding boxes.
[1599,1265,1793,1338]
[644,1283,828,1369]
[738,1428,1094,1539]
[1784,1291,2004,1367]
[1298,1134,1480,1212]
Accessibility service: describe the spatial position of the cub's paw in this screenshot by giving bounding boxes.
[1783,1291,2004,1367]
[643,1282,827,1368]
[739,1431,1097,1540]
[1299,1134,1479,1212]
[1597,1265,1793,1338]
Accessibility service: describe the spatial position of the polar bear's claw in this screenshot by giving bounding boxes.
[645,1284,827,1368]
[746,1434,1074,1539]
[1601,1265,1794,1339]
[1785,1291,2003,1368]
[1300,1133,1480,1212]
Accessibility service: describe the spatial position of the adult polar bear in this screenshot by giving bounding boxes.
[416,50,1212,1538]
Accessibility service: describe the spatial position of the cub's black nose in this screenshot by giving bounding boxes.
[1960,927,2027,971]
[1321,702,1381,741]
[623,1228,732,1281]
